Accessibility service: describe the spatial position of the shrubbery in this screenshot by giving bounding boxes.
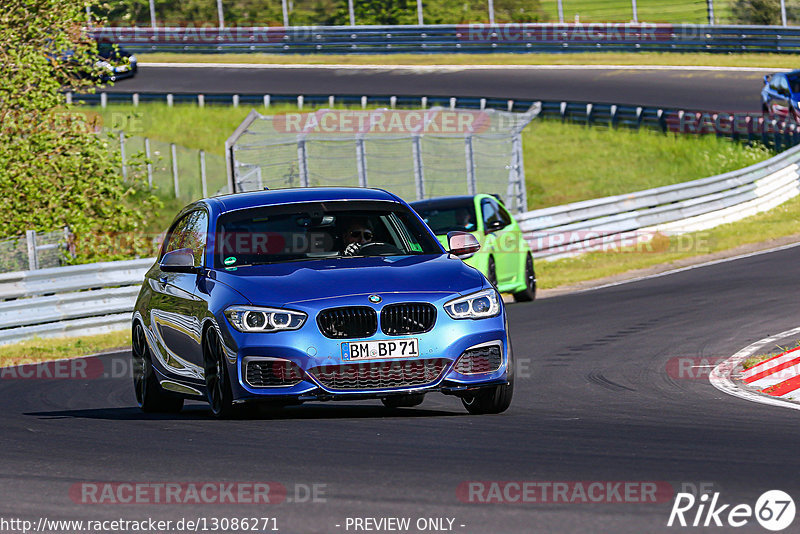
[0,0,161,264]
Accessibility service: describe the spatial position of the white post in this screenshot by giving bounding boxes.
[512,134,526,213]
[217,0,225,28]
[264,94,271,108]
[412,136,425,200]
[200,150,208,197]
[557,0,564,23]
[149,0,156,29]
[198,94,204,107]
[120,131,127,180]
[282,0,289,26]
[171,143,180,198]
[781,0,787,26]
[417,0,424,25]
[144,137,153,187]
[355,137,368,187]
[631,0,638,23]
[465,136,476,196]
[100,92,107,108]
[86,4,92,29]
[487,0,495,24]
[348,0,356,25]
[25,230,38,271]
[132,93,139,106]
[297,138,309,187]
[707,0,714,25]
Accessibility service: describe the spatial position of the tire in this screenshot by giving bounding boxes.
[132,323,184,413]
[461,348,514,415]
[381,393,425,409]
[203,330,235,418]
[513,253,537,303]
[486,256,498,288]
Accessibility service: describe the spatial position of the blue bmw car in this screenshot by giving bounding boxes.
[132,187,514,417]
[762,70,800,121]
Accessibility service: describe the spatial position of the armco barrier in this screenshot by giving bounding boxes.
[92,24,800,54]
[73,92,800,152]
[519,143,800,259]
[0,259,153,345]
[2,142,799,343]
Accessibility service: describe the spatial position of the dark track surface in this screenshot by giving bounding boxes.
[2,246,799,533]
[110,65,765,112]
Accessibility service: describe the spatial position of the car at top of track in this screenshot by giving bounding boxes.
[131,187,514,417]
[762,70,800,121]
[410,194,536,302]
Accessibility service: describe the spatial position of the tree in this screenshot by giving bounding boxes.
[731,0,781,25]
[0,0,160,263]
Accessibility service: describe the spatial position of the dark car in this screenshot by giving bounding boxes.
[131,187,514,418]
[762,70,800,121]
[95,41,137,82]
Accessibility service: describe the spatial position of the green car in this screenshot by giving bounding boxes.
[411,194,536,302]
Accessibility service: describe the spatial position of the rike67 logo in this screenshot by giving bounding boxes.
[668,490,795,531]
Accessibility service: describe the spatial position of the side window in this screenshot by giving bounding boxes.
[771,75,782,92]
[481,200,498,229]
[779,76,791,96]
[497,203,513,228]
[161,210,209,267]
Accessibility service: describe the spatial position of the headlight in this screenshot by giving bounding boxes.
[128,55,137,64]
[224,306,306,332]
[444,288,500,320]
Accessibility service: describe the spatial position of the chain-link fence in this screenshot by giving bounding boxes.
[0,229,72,274]
[226,106,538,213]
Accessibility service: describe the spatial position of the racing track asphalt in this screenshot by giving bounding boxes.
[109,65,765,112]
[1,244,799,533]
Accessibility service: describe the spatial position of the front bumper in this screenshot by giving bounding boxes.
[220,294,510,402]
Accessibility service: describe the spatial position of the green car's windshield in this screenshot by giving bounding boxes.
[214,201,442,269]
[414,201,477,235]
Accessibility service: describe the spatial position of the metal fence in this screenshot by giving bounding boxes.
[225,106,538,213]
[75,91,800,155]
[0,229,72,274]
[92,23,800,54]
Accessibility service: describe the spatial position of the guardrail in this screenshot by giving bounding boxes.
[519,143,800,260]
[93,24,800,54]
[0,259,153,345]
[74,91,800,153]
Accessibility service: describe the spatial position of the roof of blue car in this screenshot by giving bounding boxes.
[209,187,400,213]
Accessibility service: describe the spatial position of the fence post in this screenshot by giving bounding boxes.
[348,0,355,25]
[465,135,477,196]
[297,137,309,187]
[25,230,38,271]
[355,136,368,187]
[781,0,787,26]
[148,0,156,28]
[200,150,208,197]
[264,94,271,108]
[631,0,638,23]
[557,0,564,22]
[198,94,205,107]
[171,143,180,198]
[487,0,495,24]
[707,0,714,24]
[100,92,107,108]
[281,0,289,26]
[511,134,527,213]
[144,137,153,187]
[412,135,425,200]
[216,0,225,28]
[132,93,139,106]
[120,131,128,180]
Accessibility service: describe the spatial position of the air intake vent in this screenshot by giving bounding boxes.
[308,358,449,391]
[454,345,502,375]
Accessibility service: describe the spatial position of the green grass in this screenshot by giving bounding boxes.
[95,102,772,213]
[537,194,800,289]
[138,51,787,68]
[539,0,730,24]
[0,331,131,366]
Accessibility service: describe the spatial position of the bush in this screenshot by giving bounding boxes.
[0,0,161,264]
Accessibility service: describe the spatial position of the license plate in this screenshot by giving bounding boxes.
[341,338,419,361]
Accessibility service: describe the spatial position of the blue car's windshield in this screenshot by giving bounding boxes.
[214,201,441,269]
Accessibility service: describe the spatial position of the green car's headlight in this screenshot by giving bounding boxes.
[444,288,501,320]
[224,306,306,332]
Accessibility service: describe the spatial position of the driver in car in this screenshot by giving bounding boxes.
[342,217,374,256]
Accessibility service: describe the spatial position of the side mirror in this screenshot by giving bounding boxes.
[764,75,771,85]
[447,231,480,260]
[160,248,198,273]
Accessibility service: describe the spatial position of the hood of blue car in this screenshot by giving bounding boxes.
[213,254,485,307]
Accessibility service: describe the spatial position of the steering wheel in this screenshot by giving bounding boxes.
[350,242,403,256]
